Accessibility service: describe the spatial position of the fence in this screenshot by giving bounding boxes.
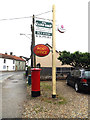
[40,67,73,80]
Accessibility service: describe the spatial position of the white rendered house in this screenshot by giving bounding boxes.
[0,53,26,71]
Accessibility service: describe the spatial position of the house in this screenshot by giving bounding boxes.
[20,56,30,67]
[0,52,26,71]
[36,43,73,78]
[36,43,72,68]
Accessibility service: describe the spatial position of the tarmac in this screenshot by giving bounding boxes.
[1,72,27,119]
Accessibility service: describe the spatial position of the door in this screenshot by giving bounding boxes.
[15,65,17,71]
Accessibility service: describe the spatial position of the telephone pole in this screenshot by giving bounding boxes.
[52,5,56,98]
[31,15,36,68]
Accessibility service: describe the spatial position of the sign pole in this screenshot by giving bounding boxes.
[52,5,56,98]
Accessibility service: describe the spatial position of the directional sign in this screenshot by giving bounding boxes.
[35,31,52,36]
[35,19,52,38]
[36,20,52,28]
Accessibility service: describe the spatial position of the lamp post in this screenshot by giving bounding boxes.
[20,33,33,68]
[20,16,36,68]
[20,33,31,39]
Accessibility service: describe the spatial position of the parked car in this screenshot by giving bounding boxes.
[66,69,90,92]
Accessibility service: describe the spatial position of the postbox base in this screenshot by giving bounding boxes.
[31,91,40,97]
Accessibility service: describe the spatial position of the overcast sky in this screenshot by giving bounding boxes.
[0,0,89,58]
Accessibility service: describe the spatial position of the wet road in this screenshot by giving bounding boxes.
[0,72,24,83]
[1,72,27,119]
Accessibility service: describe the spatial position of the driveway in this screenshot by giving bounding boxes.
[22,80,89,118]
[2,72,27,118]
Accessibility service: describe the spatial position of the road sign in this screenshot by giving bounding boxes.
[36,20,52,28]
[35,31,52,36]
[35,19,52,38]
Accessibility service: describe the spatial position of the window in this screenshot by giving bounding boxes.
[74,70,81,77]
[84,71,90,78]
[4,59,6,63]
[13,60,15,64]
[56,68,60,71]
[3,65,6,69]
[13,66,15,70]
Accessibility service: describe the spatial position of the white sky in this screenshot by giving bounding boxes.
[0,0,89,58]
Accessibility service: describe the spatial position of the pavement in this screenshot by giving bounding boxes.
[1,72,27,119]
[0,83,2,120]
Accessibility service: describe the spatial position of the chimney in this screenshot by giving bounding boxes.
[10,52,13,55]
[20,56,22,58]
[5,52,7,55]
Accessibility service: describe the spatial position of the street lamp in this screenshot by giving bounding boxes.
[20,15,36,68]
[20,33,33,68]
[20,33,31,39]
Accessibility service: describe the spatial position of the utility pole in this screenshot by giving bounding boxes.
[52,5,56,98]
[31,24,33,68]
[31,15,36,68]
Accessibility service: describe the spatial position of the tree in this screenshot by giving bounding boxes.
[58,51,90,69]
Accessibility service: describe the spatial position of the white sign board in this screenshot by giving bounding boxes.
[35,19,52,39]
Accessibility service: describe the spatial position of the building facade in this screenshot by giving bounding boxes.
[0,53,26,71]
[36,43,72,68]
[36,44,73,79]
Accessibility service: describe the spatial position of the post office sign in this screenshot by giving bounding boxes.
[33,44,50,57]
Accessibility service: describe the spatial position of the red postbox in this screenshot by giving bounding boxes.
[31,68,42,97]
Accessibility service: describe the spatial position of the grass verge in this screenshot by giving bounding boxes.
[27,81,67,105]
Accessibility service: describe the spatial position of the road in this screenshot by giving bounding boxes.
[0,71,27,119]
[0,72,24,83]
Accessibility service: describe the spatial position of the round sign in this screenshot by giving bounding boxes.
[33,44,50,57]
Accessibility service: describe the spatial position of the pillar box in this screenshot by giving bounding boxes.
[31,68,42,97]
